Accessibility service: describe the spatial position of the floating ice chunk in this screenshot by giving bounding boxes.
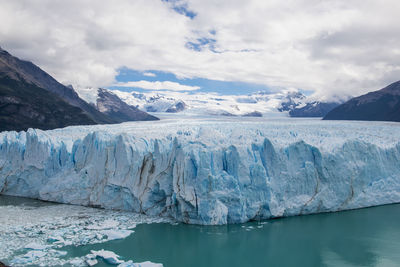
[96,233,104,240]
[85,253,98,266]
[86,253,96,259]
[87,219,119,230]
[69,257,86,266]
[118,261,134,267]
[48,249,67,256]
[47,235,65,243]
[11,250,47,265]
[86,258,98,266]
[10,257,32,265]
[59,251,68,256]
[26,251,46,257]
[119,261,163,267]
[24,242,48,250]
[138,262,163,267]
[101,229,134,241]
[91,249,124,265]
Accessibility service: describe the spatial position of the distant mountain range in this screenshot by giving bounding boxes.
[0,47,157,131]
[324,80,400,122]
[93,88,157,122]
[289,102,340,117]
[97,88,341,118]
[0,46,353,133]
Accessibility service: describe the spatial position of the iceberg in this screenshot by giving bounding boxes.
[101,229,134,241]
[88,250,163,266]
[90,250,124,265]
[119,260,164,267]
[1,118,400,225]
[86,258,98,266]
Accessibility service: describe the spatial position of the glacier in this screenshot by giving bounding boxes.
[1,117,400,225]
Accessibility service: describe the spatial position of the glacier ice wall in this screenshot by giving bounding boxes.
[1,119,400,225]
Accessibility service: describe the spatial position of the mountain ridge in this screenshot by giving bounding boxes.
[324,80,400,122]
[0,47,158,131]
[96,88,159,122]
[0,47,114,124]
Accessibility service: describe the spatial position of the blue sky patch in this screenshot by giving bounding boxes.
[162,0,197,19]
[185,37,218,53]
[109,67,276,95]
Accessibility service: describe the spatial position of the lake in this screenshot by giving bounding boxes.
[1,196,400,266]
[58,204,400,266]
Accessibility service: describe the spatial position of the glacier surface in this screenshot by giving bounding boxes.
[1,117,400,225]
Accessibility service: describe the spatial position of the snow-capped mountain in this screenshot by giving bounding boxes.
[74,87,158,122]
[0,47,116,132]
[290,101,341,117]
[76,86,341,118]
[113,89,306,117]
[115,88,342,117]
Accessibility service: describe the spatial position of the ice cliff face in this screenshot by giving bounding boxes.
[1,118,400,225]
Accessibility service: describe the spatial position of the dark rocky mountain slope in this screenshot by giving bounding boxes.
[289,102,340,117]
[165,100,186,113]
[0,47,113,124]
[278,91,340,117]
[324,81,400,122]
[0,47,158,131]
[96,88,158,122]
[0,76,95,131]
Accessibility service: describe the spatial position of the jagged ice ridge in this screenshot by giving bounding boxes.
[1,118,400,225]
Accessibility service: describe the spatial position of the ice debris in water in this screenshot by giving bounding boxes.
[10,250,46,265]
[0,198,169,266]
[86,258,98,266]
[119,261,164,267]
[24,242,48,250]
[86,250,164,266]
[101,229,134,241]
[91,249,124,264]
[85,253,99,266]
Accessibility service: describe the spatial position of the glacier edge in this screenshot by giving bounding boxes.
[1,121,400,225]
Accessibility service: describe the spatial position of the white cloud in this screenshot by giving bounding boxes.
[143,72,156,77]
[114,80,200,91]
[0,0,399,100]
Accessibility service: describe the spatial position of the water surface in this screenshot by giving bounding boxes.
[63,204,400,267]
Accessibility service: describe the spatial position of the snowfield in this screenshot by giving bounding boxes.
[1,116,400,225]
[76,86,309,116]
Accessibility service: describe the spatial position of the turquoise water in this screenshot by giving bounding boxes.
[64,204,400,267]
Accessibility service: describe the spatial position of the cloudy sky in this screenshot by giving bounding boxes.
[0,0,399,100]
